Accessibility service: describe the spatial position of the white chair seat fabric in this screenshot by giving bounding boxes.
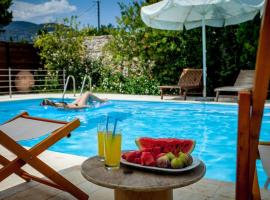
[0,117,64,142]
[259,145,270,190]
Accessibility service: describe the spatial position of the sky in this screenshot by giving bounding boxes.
[10,0,133,27]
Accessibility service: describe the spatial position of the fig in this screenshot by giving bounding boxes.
[156,155,170,168]
[186,154,193,166]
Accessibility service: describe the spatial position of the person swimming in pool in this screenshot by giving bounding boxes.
[41,92,107,109]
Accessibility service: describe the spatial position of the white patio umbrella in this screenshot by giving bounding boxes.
[141,0,265,97]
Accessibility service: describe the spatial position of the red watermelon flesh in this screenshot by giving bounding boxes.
[141,152,155,166]
[140,147,161,158]
[134,158,141,164]
[135,137,196,155]
[123,151,138,162]
[122,149,159,166]
[156,153,166,159]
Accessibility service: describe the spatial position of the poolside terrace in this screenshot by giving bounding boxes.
[0,145,269,200]
[0,93,270,200]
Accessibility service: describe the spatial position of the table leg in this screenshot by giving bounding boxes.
[114,189,173,200]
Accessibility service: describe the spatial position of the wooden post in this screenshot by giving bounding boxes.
[249,0,270,199]
[236,91,251,200]
[236,0,270,199]
[252,169,261,200]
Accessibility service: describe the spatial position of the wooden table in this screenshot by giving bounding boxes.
[81,156,206,200]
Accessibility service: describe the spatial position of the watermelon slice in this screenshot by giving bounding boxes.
[140,147,161,158]
[135,137,195,155]
[122,151,137,162]
[140,152,155,166]
[122,150,156,166]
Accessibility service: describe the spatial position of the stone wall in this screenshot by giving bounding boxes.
[84,35,112,59]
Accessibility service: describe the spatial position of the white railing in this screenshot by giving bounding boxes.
[0,68,66,98]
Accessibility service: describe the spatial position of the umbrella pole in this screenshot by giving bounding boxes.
[202,16,207,98]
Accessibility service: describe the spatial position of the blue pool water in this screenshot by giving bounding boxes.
[0,99,270,186]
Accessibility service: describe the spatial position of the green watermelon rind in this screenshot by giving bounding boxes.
[186,140,196,154]
[135,137,196,154]
[135,139,142,149]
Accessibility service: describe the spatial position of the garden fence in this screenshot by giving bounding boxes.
[0,68,67,98]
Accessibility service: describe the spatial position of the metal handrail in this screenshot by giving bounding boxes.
[0,89,64,94]
[0,69,64,72]
[0,79,64,83]
[0,84,65,88]
[0,68,66,98]
[62,75,76,101]
[80,75,92,96]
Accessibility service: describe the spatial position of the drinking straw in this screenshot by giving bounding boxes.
[112,119,118,136]
[106,116,109,133]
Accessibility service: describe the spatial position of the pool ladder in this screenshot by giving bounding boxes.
[62,75,76,101]
[62,75,92,101]
[80,75,92,96]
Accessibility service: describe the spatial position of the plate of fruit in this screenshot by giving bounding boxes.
[121,137,201,173]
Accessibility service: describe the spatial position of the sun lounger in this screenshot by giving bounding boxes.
[0,112,89,200]
[214,70,254,101]
[259,142,270,190]
[159,68,202,100]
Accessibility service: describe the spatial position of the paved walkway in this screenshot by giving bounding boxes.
[1,146,270,200]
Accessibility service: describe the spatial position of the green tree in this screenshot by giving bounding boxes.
[0,0,13,32]
[104,0,261,95]
[34,17,87,85]
[82,24,115,36]
[104,0,202,94]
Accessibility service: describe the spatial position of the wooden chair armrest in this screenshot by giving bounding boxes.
[159,86,180,89]
[259,141,270,146]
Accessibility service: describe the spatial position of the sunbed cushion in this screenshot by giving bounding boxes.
[214,85,253,92]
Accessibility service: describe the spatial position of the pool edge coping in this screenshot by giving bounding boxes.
[1,93,270,106]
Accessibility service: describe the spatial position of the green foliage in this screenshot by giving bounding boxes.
[104,0,260,95]
[33,1,261,96]
[0,0,13,32]
[98,67,159,95]
[34,17,88,86]
[104,1,203,94]
[82,24,115,36]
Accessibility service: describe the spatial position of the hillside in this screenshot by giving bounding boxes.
[0,21,55,43]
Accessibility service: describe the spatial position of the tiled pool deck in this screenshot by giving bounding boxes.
[1,146,269,200]
[0,93,270,199]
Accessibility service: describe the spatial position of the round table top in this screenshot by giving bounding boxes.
[81,156,206,191]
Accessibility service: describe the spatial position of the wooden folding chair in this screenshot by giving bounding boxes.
[236,0,270,199]
[0,112,89,200]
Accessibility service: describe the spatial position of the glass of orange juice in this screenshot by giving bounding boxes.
[97,123,106,161]
[104,123,122,170]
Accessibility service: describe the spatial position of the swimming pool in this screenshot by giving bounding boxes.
[0,99,269,186]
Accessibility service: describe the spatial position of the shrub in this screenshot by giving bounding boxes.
[34,17,86,87]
